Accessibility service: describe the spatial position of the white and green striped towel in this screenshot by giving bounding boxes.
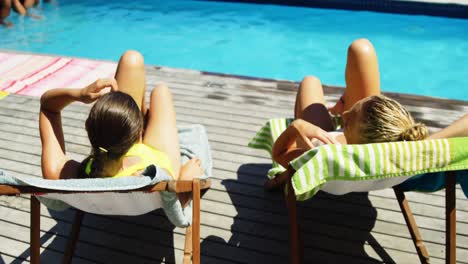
[249,118,468,201]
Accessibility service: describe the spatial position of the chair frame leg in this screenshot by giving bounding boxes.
[394,187,430,264]
[192,179,201,264]
[287,174,301,264]
[62,210,85,264]
[31,196,41,264]
[183,226,193,264]
[446,171,456,264]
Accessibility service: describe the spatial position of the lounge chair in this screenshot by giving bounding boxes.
[249,118,468,264]
[0,125,212,264]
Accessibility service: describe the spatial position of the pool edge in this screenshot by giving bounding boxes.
[198,0,468,19]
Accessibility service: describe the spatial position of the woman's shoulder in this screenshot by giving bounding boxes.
[44,158,82,180]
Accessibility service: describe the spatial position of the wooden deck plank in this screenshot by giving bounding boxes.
[0,192,458,264]
[0,178,468,262]
[1,56,468,263]
[0,204,424,264]
[2,87,468,140]
[0,228,96,264]
[0,204,237,264]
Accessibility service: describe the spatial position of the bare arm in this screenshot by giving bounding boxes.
[40,79,118,179]
[427,114,468,140]
[41,88,82,112]
[40,89,81,179]
[272,122,307,168]
[40,109,81,179]
[272,119,338,168]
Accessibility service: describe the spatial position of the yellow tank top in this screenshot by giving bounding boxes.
[85,143,175,178]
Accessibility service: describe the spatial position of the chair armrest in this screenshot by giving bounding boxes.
[164,179,211,193]
[0,179,212,195]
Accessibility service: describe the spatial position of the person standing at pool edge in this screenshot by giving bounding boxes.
[1,0,42,27]
[12,0,39,15]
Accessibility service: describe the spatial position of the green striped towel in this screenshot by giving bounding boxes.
[248,118,294,179]
[249,118,468,201]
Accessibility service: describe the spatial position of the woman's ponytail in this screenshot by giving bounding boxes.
[359,95,429,143]
[79,92,143,178]
[400,123,428,141]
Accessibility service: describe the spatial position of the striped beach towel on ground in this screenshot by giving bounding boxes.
[0,52,116,97]
[249,118,468,201]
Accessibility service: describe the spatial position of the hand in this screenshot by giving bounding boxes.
[177,157,203,208]
[293,119,339,149]
[80,78,118,104]
[328,95,345,115]
[179,157,203,180]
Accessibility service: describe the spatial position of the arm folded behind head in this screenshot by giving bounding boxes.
[428,114,468,140]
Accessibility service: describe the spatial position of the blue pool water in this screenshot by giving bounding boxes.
[1,0,468,100]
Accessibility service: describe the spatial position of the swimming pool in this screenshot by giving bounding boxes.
[1,0,467,100]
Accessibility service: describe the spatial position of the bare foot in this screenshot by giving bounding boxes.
[0,20,13,27]
[27,13,42,19]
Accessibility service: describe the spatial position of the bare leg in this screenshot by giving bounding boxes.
[114,50,147,114]
[0,0,13,27]
[12,0,26,15]
[343,38,381,111]
[143,85,181,179]
[22,0,34,8]
[294,76,334,132]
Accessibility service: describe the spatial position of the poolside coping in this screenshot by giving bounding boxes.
[203,0,468,18]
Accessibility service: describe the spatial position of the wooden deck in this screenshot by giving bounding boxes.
[0,63,467,263]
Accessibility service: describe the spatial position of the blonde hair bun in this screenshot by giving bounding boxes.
[358,95,429,143]
[400,123,428,141]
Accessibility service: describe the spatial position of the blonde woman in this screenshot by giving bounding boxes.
[273,38,468,168]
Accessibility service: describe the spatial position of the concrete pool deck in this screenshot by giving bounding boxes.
[0,53,467,263]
